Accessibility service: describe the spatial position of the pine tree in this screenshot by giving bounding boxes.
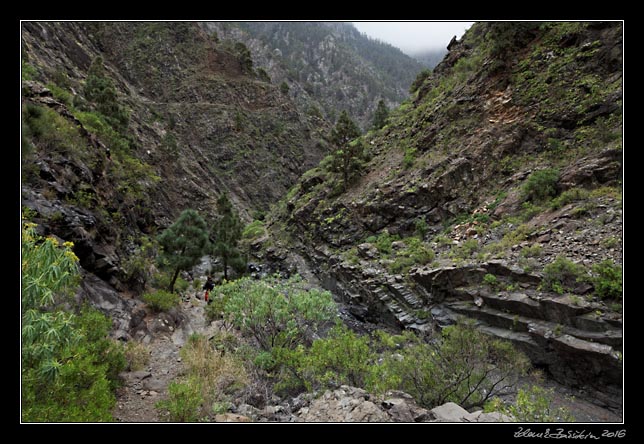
[330,110,362,191]
[372,99,389,130]
[212,193,245,280]
[157,209,210,293]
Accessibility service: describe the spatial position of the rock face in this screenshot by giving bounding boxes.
[410,262,622,409]
[21,21,333,324]
[273,22,622,411]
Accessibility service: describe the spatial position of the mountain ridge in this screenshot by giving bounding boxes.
[201,21,427,129]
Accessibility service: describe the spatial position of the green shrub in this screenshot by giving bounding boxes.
[23,103,87,159]
[367,322,530,409]
[520,201,542,221]
[403,147,418,169]
[541,256,588,294]
[375,230,399,255]
[522,168,560,203]
[591,260,622,300]
[549,187,590,210]
[84,56,130,132]
[274,324,374,393]
[388,237,435,273]
[156,378,203,422]
[600,236,620,249]
[609,303,622,313]
[22,60,37,80]
[21,221,125,421]
[47,83,73,107]
[124,341,150,371]
[242,220,266,241]
[485,385,575,422]
[520,244,544,258]
[483,273,500,288]
[122,236,156,291]
[174,276,190,294]
[143,290,180,312]
[414,217,429,239]
[449,238,480,261]
[206,275,336,351]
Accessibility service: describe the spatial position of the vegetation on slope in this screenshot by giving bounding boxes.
[272,21,622,313]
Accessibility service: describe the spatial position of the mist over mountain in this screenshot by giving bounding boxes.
[410,47,448,69]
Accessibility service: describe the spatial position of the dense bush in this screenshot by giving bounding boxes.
[374,230,399,255]
[541,256,588,294]
[522,168,560,203]
[367,322,530,410]
[22,220,125,421]
[205,275,336,351]
[273,324,374,393]
[142,290,180,312]
[156,378,203,422]
[592,260,622,300]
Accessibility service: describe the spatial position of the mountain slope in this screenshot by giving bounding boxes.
[21,21,328,287]
[201,22,427,130]
[269,21,623,410]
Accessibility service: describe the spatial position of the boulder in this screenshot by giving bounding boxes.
[381,391,432,422]
[297,386,391,422]
[429,402,470,422]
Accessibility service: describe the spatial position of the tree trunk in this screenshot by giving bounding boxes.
[169,267,180,293]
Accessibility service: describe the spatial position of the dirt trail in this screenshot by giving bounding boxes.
[111,285,621,423]
[113,290,216,423]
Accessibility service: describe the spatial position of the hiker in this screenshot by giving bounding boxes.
[105,147,112,161]
[202,275,215,302]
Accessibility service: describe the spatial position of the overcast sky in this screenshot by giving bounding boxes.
[352,22,474,54]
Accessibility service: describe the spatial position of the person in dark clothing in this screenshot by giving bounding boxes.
[202,275,215,302]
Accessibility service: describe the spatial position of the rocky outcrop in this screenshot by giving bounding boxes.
[273,22,622,412]
[297,386,391,422]
[76,272,145,341]
[409,261,622,409]
[285,386,510,422]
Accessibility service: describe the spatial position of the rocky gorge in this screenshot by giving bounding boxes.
[21,21,623,423]
[267,21,623,414]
